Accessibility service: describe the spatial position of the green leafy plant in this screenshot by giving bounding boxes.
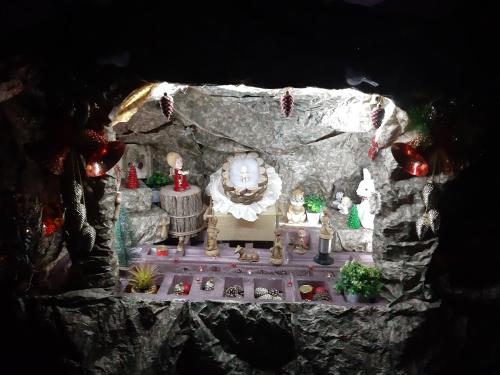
[304,194,325,213]
[145,172,171,189]
[334,260,382,298]
[128,264,160,292]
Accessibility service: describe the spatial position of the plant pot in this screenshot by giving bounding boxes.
[344,292,361,303]
[130,284,158,294]
[306,212,320,224]
[152,189,161,204]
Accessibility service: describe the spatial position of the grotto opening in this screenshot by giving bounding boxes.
[1,1,500,374]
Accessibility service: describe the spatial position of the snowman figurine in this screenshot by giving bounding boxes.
[355,169,380,230]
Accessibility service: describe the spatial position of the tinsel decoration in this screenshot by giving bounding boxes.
[114,205,134,266]
[368,137,379,161]
[371,103,385,129]
[280,89,294,117]
[422,182,436,208]
[160,92,174,121]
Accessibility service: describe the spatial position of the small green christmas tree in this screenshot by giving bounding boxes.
[347,205,361,229]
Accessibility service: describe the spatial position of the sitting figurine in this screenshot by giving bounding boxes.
[166,151,190,192]
[234,245,259,262]
[331,191,344,210]
[287,188,307,224]
[291,227,309,254]
[338,196,352,215]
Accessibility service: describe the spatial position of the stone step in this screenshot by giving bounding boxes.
[119,180,153,213]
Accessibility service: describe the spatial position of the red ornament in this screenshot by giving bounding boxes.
[42,216,64,237]
[314,286,327,294]
[391,142,429,177]
[183,283,191,295]
[126,164,139,189]
[280,90,294,117]
[368,137,379,161]
[156,247,168,256]
[160,92,174,121]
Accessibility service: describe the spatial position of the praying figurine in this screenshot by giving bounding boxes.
[291,227,309,254]
[204,199,220,257]
[269,229,284,266]
[319,208,334,240]
[240,165,250,183]
[166,151,190,192]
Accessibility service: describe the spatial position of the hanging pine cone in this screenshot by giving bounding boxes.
[280,90,294,117]
[371,104,385,129]
[160,92,174,121]
[422,182,436,209]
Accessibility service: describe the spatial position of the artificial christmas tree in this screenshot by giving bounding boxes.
[126,164,139,189]
[347,205,361,229]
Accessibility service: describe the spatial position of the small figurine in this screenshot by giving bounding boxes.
[204,199,220,257]
[166,151,190,192]
[287,188,307,224]
[240,165,250,183]
[177,235,186,254]
[338,196,352,215]
[269,229,284,266]
[319,208,334,240]
[355,168,380,230]
[234,245,259,262]
[331,191,344,210]
[291,227,309,254]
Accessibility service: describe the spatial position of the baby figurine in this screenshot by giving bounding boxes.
[240,165,250,183]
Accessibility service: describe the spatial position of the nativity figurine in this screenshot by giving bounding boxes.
[291,227,309,254]
[166,151,190,192]
[319,208,334,240]
[269,229,284,266]
[204,199,220,257]
[287,188,307,224]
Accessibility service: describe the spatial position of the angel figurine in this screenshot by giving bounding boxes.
[166,151,190,192]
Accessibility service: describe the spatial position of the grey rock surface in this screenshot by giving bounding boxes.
[330,210,373,252]
[119,181,153,213]
[127,207,169,246]
[25,289,444,374]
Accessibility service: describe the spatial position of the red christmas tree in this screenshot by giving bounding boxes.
[127,164,139,189]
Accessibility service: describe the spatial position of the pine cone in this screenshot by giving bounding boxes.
[371,105,385,129]
[280,90,294,117]
[160,92,174,121]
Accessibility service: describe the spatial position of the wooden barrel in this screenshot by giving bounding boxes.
[160,185,205,237]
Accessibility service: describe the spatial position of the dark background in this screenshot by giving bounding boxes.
[1,0,499,372]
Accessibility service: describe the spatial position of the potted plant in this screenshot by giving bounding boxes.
[334,260,382,303]
[146,172,171,204]
[304,194,325,224]
[128,264,161,294]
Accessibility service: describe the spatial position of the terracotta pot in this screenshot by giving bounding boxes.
[131,284,158,294]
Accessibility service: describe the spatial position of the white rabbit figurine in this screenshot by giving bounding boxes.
[356,168,380,230]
